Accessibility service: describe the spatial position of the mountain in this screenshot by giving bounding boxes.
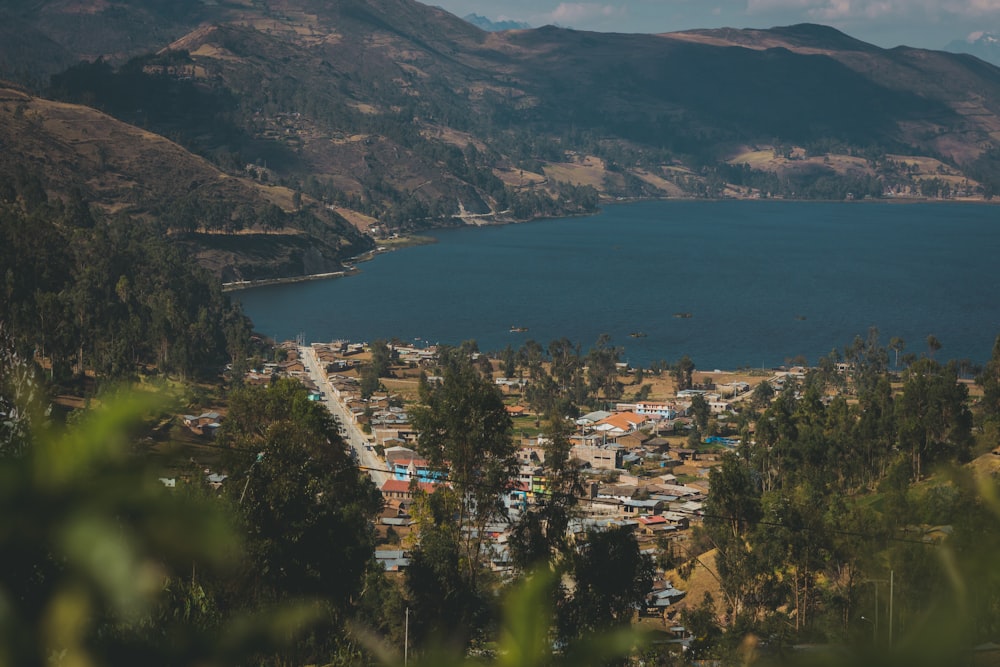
[945,32,1000,68]
[0,84,371,282]
[463,13,531,32]
[2,2,1000,281]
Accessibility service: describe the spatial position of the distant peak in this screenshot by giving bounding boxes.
[462,13,530,32]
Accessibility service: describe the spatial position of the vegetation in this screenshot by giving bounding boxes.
[0,171,251,383]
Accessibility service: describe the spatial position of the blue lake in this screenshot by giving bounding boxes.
[234,200,1000,369]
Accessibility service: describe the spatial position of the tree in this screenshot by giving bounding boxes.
[896,359,973,480]
[558,527,653,641]
[749,380,774,411]
[926,334,942,359]
[510,417,583,571]
[976,334,1000,426]
[405,485,487,650]
[410,347,517,587]
[702,454,776,624]
[501,344,517,378]
[673,355,696,391]
[219,379,382,607]
[519,339,545,378]
[691,393,710,433]
[587,334,623,400]
[889,336,906,369]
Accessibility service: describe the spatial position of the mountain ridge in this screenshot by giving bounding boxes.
[2,1,1000,281]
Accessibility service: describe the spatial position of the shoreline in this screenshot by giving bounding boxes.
[224,195,995,292]
[222,267,358,292]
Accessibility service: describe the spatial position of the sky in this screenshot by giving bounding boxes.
[428,0,1000,49]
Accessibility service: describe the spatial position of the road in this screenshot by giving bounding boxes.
[299,345,390,488]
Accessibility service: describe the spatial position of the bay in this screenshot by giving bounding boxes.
[234,200,1000,370]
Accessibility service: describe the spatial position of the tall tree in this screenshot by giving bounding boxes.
[976,334,1000,427]
[889,336,906,369]
[558,527,653,642]
[219,379,382,608]
[410,347,517,587]
[673,355,696,391]
[926,334,942,359]
[510,417,583,571]
[896,359,972,480]
[587,334,623,400]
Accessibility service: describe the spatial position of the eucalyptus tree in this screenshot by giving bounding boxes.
[557,526,654,643]
[889,336,906,369]
[926,334,942,359]
[673,355,696,391]
[895,358,972,480]
[410,347,518,586]
[219,379,382,609]
[976,334,1000,427]
[509,417,584,572]
[702,454,777,626]
[586,334,623,400]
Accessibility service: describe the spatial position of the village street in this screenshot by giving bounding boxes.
[299,345,390,488]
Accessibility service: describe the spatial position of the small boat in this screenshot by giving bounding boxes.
[673,312,693,319]
[630,331,647,338]
[509,326,528,333]
[795,315,807,321]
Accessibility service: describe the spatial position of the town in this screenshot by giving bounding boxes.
[180,337,813,645]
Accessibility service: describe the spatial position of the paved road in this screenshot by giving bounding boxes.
[299,345,390,488]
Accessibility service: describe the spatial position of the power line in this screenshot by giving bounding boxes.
[167,439,935,546]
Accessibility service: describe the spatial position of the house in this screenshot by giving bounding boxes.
[380,479,438,501]
[593,411,649,436]
[623,498,666,514]
[570,443,623,470]
[277,359,306,374]
[616,431,652,450]
[375,549,411,572]
[644,582,686,616]
[384,446,441,483]
[636,515,679,535]
[181,411,222,436]
[576,410,612,426]
[634,402,679,419]
[516,444,546,465]
[660,511,691,530]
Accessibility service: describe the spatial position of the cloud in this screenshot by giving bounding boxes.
[544,2,625,25]
[746,0,1000,20]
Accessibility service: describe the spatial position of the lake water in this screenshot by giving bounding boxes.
[234,200,1000,370]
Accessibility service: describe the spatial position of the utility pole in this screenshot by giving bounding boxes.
[889,569,894,649]
[404,606,409,666]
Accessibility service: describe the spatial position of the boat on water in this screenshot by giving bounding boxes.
[509,326,528,333]
[673,312,693,319]
[630,332,647,338]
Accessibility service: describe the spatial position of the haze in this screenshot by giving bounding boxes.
[433,0,1000,49]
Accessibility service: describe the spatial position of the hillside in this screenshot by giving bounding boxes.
[3,1,1000,279]
[0,85,371,281]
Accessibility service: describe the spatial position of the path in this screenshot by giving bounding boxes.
[299,345,390,488]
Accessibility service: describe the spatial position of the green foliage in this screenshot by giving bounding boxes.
[411,347,517,585]
[673,355,695,392]
[587,334,623,400]
[0,193,250,383]
[219,379,382,607]
[557,527,654,646]
[0,387,301,667]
